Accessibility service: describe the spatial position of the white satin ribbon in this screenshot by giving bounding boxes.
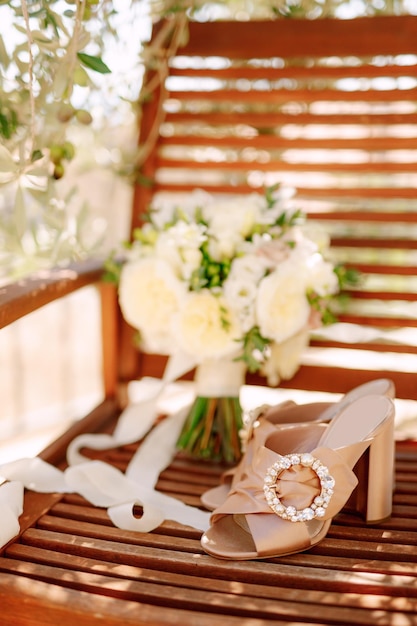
[0,481,24,548]
[0,351,211,549]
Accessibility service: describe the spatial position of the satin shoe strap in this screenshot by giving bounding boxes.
[211,444,358,531]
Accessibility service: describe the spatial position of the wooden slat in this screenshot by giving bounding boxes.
[276,366,417,400]
[168,64,417,80]
[152,183,417,198]
[157,159,417,174]
[168,88,417,104]
[159,136,417,150]
[330,238,417,249]
[177,16,417,58]
[165,112,417,126]
[307,211,417,223]
[309,339,417,355]
[335,313,417,327]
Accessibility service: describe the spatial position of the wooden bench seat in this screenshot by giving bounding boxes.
[0,410,416,625]
[2,12,417,625]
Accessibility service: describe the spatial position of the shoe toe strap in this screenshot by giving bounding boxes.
[211,445,358,543]
[238,511,326,557]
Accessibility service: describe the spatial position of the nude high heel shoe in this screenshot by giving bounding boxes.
[200,394,395,560]
[200,378,395,511]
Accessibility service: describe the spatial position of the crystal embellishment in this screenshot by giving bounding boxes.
[263,453,335,522]
[239,404,271,451]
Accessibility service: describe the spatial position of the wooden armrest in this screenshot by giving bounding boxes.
[0,258,105,330]
[0,257,122,401]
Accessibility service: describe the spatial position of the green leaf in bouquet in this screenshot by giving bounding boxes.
[236,326,271,373]
[334,263,362,290]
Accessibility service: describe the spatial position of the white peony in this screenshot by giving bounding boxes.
[174,290,242,361]
[119,257,187,354]
[255,261,311,344]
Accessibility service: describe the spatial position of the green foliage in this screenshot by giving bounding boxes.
[0,0,147,280]
[236,326,271,373]
[177,395,243,463]
[334,264,362,290]
[189,242,231,291]
[0,104,18,139]
[77,52,111,74]
[102,251,123,284]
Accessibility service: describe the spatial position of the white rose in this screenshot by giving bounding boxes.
[119,257,187,354]
[175,290,242,360]
[255,261,310,343]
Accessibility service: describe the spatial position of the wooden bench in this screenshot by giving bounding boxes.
[1,14,417,625]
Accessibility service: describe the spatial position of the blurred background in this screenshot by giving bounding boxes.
[2,0,417,463]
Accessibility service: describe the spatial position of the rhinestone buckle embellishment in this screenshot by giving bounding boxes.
[263,453,335,522]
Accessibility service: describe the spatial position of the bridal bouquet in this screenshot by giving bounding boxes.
[118,186,345,462]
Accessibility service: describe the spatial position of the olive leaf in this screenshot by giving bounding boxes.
[77,52,111,74]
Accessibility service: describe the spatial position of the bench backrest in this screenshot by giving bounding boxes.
[126,15,417,400]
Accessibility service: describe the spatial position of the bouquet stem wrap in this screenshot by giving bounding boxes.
[177,359,246,464]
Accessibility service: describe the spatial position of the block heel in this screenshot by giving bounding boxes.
[364,409,395,523]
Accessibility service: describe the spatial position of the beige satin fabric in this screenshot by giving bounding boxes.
[203,420,329,508]
[210,443,358,557]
